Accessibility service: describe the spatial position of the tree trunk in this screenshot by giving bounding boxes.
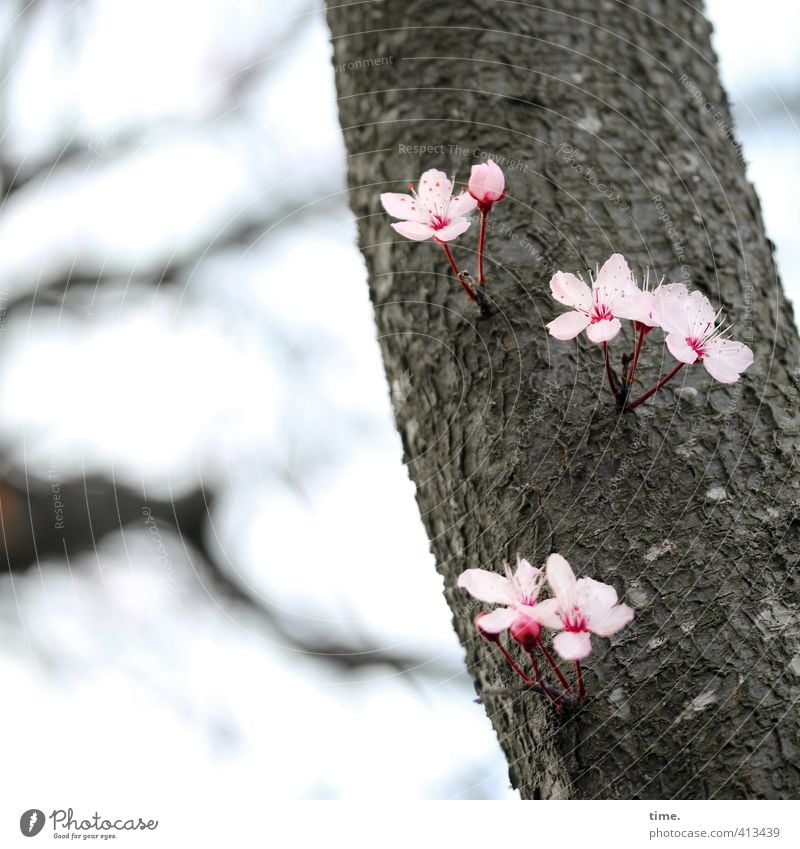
[324,0,800,799]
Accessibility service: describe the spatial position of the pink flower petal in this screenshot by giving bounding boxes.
[702,339,754,384]
[526,597,563,630]
[550,272,592,309]
[595,254,635,301]
[610,285,647,321]
[433,217,472,242]
[618,289,657,325]
[553,630,593,660]
[586,317,621,343]
[577,576,619,619]
[652,283,691,334]
[380,192,428,222]
[686,290,717,327]
[545,554,576,604]
[476,606,518,634]
[447,191,478,217]
[590,603,634,637]
[546,310,591,340]
[469,160,505,204]
[665,332,699,364]
[418,169,452,211]
[457,569,514,604]
[391,220,435,241]
[514,557,541,600]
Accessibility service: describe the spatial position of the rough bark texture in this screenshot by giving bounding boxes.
[324,0,800,799]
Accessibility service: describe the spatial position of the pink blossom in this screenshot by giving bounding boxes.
[380,169,477,242]
[653,287,754,383]
[529,554,634,660]
[457,556,543,635]
[468,160,506,209]
[627,277,682,330]
[546,254,642,343]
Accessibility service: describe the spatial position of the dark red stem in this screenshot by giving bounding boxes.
[535,637,573,693]
[495,642,534,686]
[436,239,476,301]
[603,341,621,400]
[627,361,685,410]
[523,648,565,707]
[477,209,488,285]
[627,325,647,388]
[575,661,586,700]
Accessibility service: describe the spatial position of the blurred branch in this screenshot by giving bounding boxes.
[0,472,460,680]
[2,196,341,316]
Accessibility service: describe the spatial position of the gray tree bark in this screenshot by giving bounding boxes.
[324,0,800,799]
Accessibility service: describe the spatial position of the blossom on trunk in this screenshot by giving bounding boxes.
[529,554,634,660]
[629,277,684,331]
[457,556,543,635]
[380,169,477,242]
[468,160,506,209]
[546,254,642,343]
[654,287,754,384]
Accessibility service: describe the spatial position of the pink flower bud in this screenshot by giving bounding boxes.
[468,160,506,209]
[510,616,541,652]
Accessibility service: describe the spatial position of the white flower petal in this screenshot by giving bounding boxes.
[457,569,514,604]
[447,191,478,217]
[418,169,452,212]
[624,290,658,326]
[514,557,542,600]
[545,554,576,603]
[380,192,428,222]
[586,317,621,343]
[553,630,593,660]
[476,607,518,634]
[595,254,635,301]
[391,220,435,241]
[686,290,717,328]
[433,217,471,242]
[550,272,592,309]
[579,576,619,614]
[526,597,563,630]
[665,332,699,364]
[702,339,754,384]
[590,603,634,637]
[547,311,591,340]
[610,286,647,321]
[652,283,691,333]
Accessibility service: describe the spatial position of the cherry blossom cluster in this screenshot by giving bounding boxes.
[380,161,506,301]
[458,554,633,706]
[547,254,754,408]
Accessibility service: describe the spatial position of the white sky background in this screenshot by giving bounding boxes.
[0,0,797,813]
